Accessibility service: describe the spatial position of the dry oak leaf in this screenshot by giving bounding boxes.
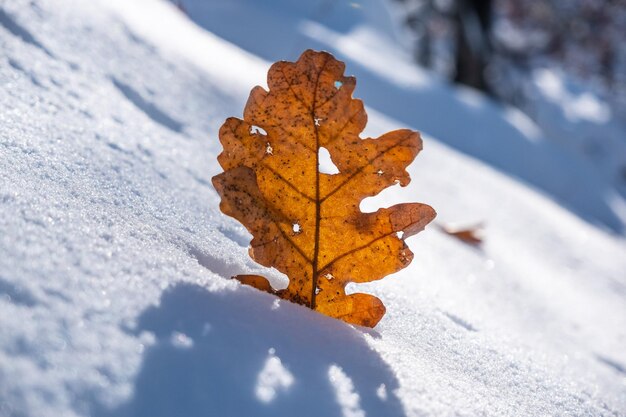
[438,223,484,246]
[212,50,436,327]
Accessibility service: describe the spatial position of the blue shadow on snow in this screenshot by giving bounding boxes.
[97,283,406,417]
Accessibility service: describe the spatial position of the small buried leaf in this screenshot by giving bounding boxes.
[439,223,484,246]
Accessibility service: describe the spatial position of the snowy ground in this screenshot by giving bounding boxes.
[1,0,625,416]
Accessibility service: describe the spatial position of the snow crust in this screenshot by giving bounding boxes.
[1,0,625,416]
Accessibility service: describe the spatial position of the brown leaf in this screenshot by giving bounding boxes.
[212,50,436,327]
[438,223,484,246]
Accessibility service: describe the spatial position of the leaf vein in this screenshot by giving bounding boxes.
[320,133,415,202]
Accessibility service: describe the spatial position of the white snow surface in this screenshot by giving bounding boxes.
[1,0,625,416]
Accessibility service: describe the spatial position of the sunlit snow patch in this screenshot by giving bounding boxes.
[328,364,365,417]
[534,68,611,124]
[503,107,542,142]
[376,383,388,401]
[169,331,194,349]
[255,348,294,403]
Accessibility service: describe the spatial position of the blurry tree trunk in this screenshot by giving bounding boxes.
[453,0,492,92]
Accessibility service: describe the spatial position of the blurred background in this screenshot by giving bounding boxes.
[395,0,626,111]
[394,0,626,186]
[169,0,626,231]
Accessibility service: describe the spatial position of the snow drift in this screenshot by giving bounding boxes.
[1,0,625,416]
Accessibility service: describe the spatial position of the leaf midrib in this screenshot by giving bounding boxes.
[310,54,330,309]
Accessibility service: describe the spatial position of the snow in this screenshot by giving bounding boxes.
[527,67,626,207]
[255,349,294,404]
[1,0,625,416]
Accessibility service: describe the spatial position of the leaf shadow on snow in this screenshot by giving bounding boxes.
[97,283,406,417]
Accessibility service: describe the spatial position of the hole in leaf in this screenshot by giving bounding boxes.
[396,231,404,239]
[318,147,339,174]
[250,125,267,136]
[376,169,384,176]
[265,142,273,155]
[334,80,343,89]
[292,223,301,234]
